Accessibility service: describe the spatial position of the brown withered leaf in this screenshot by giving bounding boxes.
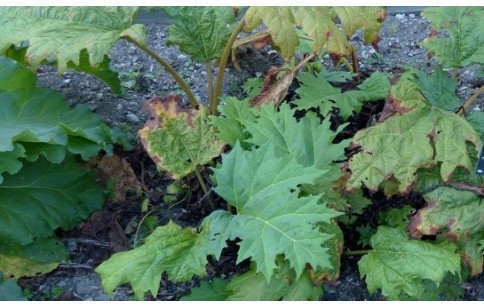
[87,154,142,203]
[250,67,294,108]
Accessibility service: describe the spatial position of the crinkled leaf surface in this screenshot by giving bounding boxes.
[0,7,146,93]
[96,211,232,300]
[332,7,386,43]
[0,57,127,183]
[293,71,389,120]
[212,142,341,281]
[422,7,484,68]
[163,7,235,62]
[409,187,483,240]
[0,272,27,300]
[139,96,225,179]
[242,104,350,169]
[347,78,482,193]
[358,226,461,300]
[0,238,68,279]
[0,156,104,246]
[210,97,255,147]
[412,66,461,111]
[244,7,351,60]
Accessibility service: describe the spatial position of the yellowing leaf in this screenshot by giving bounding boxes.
[0,7,145,93]
[410,187,483,240]
[244,7,351,60]
[346,78,482,194]
[332,7,386,43]
[0,238,69,279]
[358,227,461,300]
[139,96,226,179]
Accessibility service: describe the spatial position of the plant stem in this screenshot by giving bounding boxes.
[343,249,372,256]
[340,57,354,72]
[194,167,215,209]
[212,17,246,115]
[351,47,359,75]
[123,35,199,108]
[205,61,214,108]
[457,84,484,116]
[294,53,316,72]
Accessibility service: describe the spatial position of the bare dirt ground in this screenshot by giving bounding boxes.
[17,10,483,301]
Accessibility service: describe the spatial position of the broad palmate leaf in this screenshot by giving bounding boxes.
[244,7,352,60]
[242,103,350,169]
[359,227,461,300]
[163,7,236,62]
[0,156,104,246]
[293,71,389,120]
[181,279,232,301]
[212,141,341,281]
[422,7,484,68]
[0,238,69,279]
[139,96,226,179]
[347,77,482,193]
[96,211,232,300]
[0,7,146,93]
[0,57,128,183]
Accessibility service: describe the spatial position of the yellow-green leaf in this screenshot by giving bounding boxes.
[332,7,386,43]
[139,96,225,179]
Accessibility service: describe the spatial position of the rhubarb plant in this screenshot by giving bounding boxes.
[1,5,482,301]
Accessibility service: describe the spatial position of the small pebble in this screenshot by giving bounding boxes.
[63,79,71,84]
[395,13,405,21]
[409,14,415,19]
[126,113,140,124]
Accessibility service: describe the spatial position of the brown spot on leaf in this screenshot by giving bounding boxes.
[378,97,414,121]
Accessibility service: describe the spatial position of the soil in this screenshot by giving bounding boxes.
[16,11,484,301]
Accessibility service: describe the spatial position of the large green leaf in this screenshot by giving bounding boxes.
[244,7,352,60]
[139,96,226,179]
[163,7,236,62]
[422,7,484,68]
[0,57,128,183]
[358,227,461,300]
[212,141,341,281]
[293,71,389,120]
[346,77,482,194]
[0,156,104,246]
[96,211,232,300]
[0,272,27,301]
[241,103,350,169]
[0,238,68,279]
[332,7,386,43]
[0,7,146,94]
